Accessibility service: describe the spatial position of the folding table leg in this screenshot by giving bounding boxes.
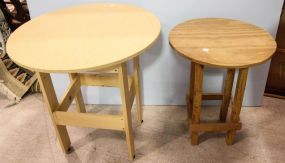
[118,62,135,160]
[220,69,235,122]
[226,68,248,145]
[69,73,86,113]
[190,63,204,145]
[133,56,143,124]
[37,72,71,153]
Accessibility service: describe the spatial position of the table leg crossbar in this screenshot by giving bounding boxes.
[53,111,125,130]
[36,57,142,160]
[186,62,248,145]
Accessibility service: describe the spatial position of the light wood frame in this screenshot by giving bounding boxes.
[36,57,142,160]
[186,62,248,145]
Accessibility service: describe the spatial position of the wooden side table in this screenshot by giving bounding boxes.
[7,3,160,160]
[169,18,276,145]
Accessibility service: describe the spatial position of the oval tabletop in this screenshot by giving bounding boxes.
[7,3,161,73]
[169,18,277,68]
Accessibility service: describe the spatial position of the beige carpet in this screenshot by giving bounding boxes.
[0,93,285,163]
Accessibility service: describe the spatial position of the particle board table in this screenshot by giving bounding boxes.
[169,18,276,145]
[7,3,160,160]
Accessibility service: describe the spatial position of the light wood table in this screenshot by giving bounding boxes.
[7,3,160,160]
[169,18,276,145]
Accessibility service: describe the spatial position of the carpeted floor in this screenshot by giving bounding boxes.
[0,93,285,163]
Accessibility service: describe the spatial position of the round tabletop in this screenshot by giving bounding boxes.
[169,18,277,68]
[7,3,161,73]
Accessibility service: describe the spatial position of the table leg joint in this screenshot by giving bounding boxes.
[57,76,81,112]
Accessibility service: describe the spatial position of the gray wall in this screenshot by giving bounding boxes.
[27,0,283,106]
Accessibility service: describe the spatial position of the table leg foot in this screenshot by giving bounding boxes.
[191,132,199,145]
[226,130,236,145]
[67,146,74,154]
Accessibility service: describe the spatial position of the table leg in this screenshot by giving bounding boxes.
[118,62,135,160]
[220,69,235,122]
[69,73,86,113]
[188,62,196,119]
[133,56,143,124]
[226,68,248,145]
[37,72,71,153]
[190,63,204,145]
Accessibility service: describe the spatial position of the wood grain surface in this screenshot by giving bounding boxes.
[169,18,276,68]
[7,3,161,73]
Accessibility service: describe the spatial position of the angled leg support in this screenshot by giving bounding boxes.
[37,72,71,153]
[118,62,135,160]
[69,73,86,113]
